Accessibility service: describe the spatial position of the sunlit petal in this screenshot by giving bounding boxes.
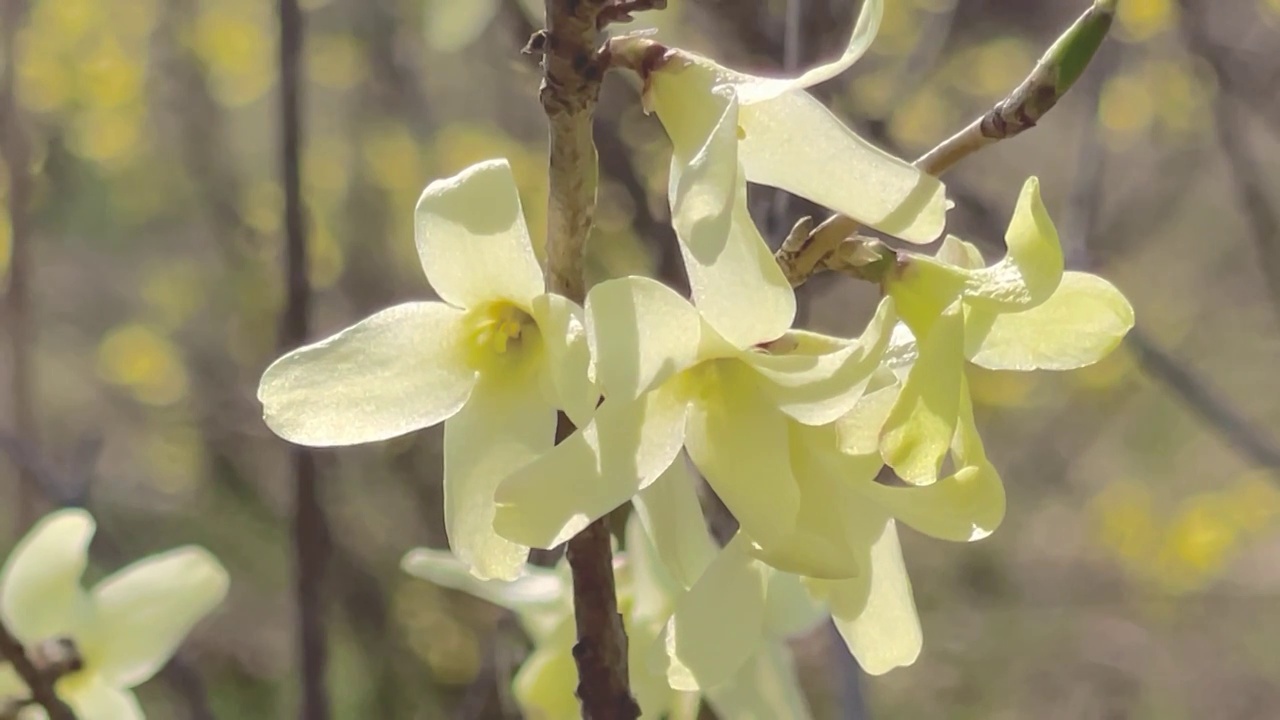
[259,302,476,446]
[962,176,1064,311]
[966,272,1135,371]
[880,304,965,484]
[62,675,145,720]
[0,509,93,644]
[829,520,922,675]
[531,293,598,426]
[495,388,689,549]
[400,548,564,611]
[633,455,717,592]
[415,158,544,309]
[835,383,902,456]
[763,572,827,639]
[703,644,815,720]
[664,535,768,692]
[444,367,553,580]
[685,364,799,550]
[81,547,228,688]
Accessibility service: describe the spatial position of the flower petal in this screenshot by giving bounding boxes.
[259,302,476,446]
[763,572,827,639]
[879,304,965,484]
[586,276,712,401]
[495,387,690,549]
[664,534,768,692]
[835,383,902,456]
[704,644,815,720]
[63,676,145,720]
[963,176,1064,311]
[633,455,717,592]
[733,0,883,103]
[531,293,598,426]
[444,367,554,580]
[737,90,946,243]
[685,364,800,551]
[415,158,544,309]
[747,296,897,426]
[512,621,579,720]
[0,509,94,644]
[82,547,228,688]
[829,520,922,675]
[400,548,564,611]
[966,272,1135,371]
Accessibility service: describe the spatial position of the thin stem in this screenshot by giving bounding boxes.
[539,0,641,716]
[276,1,332,718]
[0,621,77,720]
[1,0,39,531]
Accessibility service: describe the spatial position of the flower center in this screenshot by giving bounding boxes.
[467,302,536,362]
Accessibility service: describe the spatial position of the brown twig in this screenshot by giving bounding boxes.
[0,621,77,719]
[540,0,641,716]
[1,0,40,531]
[775,0,1118,287]
[276,1,332,719]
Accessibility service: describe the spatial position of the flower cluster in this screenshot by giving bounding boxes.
[257,0,1133,713]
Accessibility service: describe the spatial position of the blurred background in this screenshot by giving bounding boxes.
[2,0,1280,717]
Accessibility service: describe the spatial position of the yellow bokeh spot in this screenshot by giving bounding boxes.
[69,108,144,165]
[97,323,190,406]
[889,88,954,152]
[1091,480,1158,565]
[141,261,206,330]
[79,38,145,110]
[308,218,345,290]
[870,0,921,56]
[1267,0,1280,17]
[242,180,283,235]
[193,11,274,106]
[30,0,99,50]
[1116,0,1176,42]
[965,37,1034,99]
[306,34,368,90]
[361,122,422,192]
[0,205,10,281]
[1098,71,1155,143]
[17,50,74,113]
[1164,494,1237,575]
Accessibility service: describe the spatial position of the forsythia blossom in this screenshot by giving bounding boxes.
[0,509,228,719]
[258,159,594,581]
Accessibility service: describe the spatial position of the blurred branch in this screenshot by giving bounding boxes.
[1177,2,1280,318]
[777,0,1118,286]
[0,622,77,720]
[1,0,40,530]
[540,0,641,715]
[276,1,332,719]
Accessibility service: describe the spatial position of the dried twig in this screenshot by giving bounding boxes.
[776,0,1118,286]
[276,1,332,718]
[539,0,642,715]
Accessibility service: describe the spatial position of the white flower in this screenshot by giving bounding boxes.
[257,159,595,581]
[0,509,228,720]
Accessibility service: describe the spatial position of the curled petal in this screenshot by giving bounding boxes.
[829,520,922,676]
[259,302,476,447]
[966,272,1135,371]
[495,388,690,549]
[444,368,553,580]
[0,509,93,644]
[532,293,598,426]
[82,547,229,688]
[880,305,965,484]
[415,158,545,309]
[664,535,768,692]
[861,464,1005,543]
[737,90,946,243]
[685,365,799,551]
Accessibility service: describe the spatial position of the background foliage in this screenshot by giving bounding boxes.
[3,0,1280,717]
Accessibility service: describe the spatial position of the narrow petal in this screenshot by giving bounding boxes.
[963,176,1064,311]
[83,547,229,688]
[704,644,815,720]
[835,383,902,456]
[400,548,564,611]
[737,90,946,243]
[586,276,711,401]
[531,293,598,426]
[685,364,799,551]
[495,388,689,549]
[747,297,897,426]
[966,272,1135,371]
[444,367,554,580]
[733,0,882,103]
[259,302,476,447]
[0,509,93,644]
[830,521,922,676]
[860,464,1005,543]
[668,87,738,268]
[880,305,965,484]
[63,676,145,720]
[415,158,544,309]
[633,455,718,591]
[664,535,768,692]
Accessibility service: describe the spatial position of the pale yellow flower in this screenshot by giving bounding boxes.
[0,509,228,720]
